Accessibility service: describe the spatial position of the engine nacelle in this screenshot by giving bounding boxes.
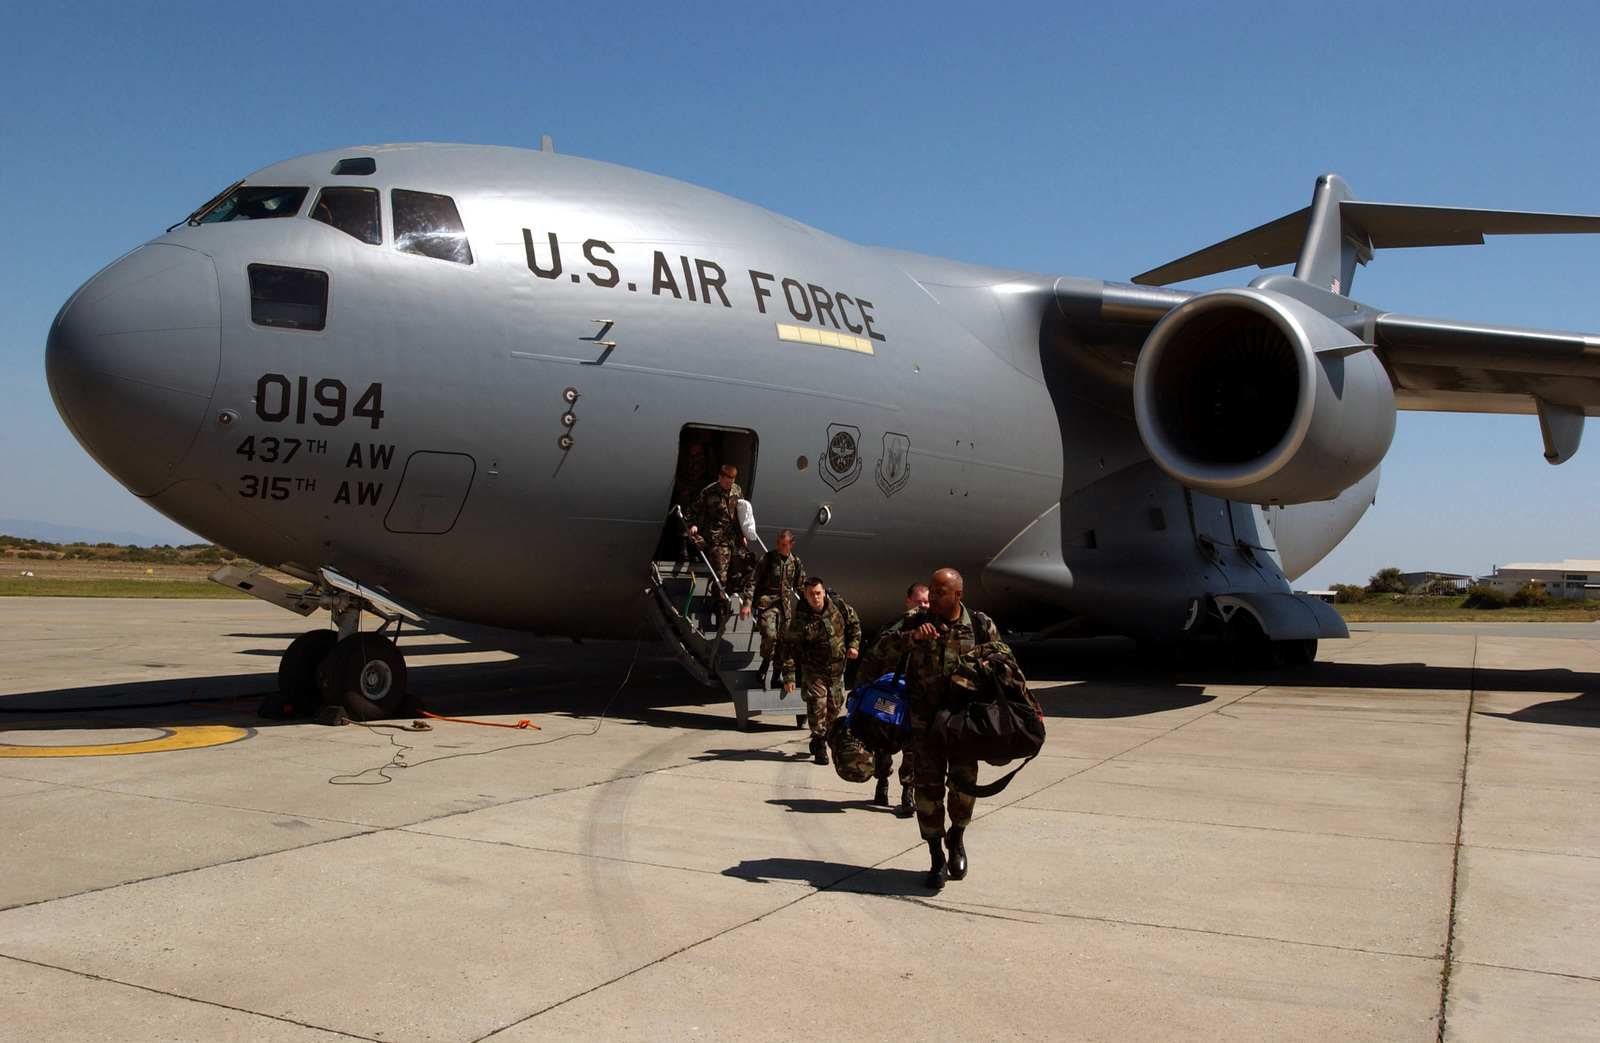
[1132,287,1396,504]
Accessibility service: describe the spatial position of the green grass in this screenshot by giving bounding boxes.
[0,578,252,599]
[1333,595,1600,622]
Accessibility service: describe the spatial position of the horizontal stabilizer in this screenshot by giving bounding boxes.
[1134,187,1600,288]
[1133,208,1311,287]
[1345,202,1600,249]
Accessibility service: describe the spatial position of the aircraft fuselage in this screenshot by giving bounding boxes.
[50,145,1080,635]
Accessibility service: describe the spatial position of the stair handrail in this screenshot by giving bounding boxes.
[671,505,729,603]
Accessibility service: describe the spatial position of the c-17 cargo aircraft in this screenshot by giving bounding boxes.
[45,142,1600,723]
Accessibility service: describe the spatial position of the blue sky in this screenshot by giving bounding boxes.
[3,2,1597,588]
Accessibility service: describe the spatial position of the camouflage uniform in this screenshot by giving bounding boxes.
[860,610,920,788]
[781,593,862,742]
[740,548,807,661]
[877,605,1000,840]
[686,478,742,591]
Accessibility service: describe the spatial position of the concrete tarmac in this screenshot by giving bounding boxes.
[1,598,1596,1041]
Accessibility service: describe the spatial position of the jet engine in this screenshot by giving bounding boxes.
[1131,287,1396,504]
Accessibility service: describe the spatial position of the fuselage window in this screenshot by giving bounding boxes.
[311,187,382,244]
[392,189,473,265]
[248,264,328,331]
[197,186,309,223]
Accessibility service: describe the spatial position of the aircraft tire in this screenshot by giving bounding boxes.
[318,634,408,721]
[269,629,340,718]
[1258,641,1290,669]
[1286,638,1318,665]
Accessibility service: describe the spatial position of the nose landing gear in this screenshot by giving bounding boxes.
[212,564,422,721]
[268,629,340,717]
[317,631,409,720]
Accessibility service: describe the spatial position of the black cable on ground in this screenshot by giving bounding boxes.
[327,630,646,786]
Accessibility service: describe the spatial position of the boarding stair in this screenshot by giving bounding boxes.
[644,559,808,730]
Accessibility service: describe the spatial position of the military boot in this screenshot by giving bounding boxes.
[946,826,968,880]
[894,785,914,819]
[924,837,948,890]
[873,777,889,806]
[810,736,829,765]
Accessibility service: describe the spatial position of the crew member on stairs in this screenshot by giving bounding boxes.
[739,528,805,686]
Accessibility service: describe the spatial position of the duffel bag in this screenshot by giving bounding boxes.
[826,717,876,783]
[930,643,1045,798]
[846,673,910,754]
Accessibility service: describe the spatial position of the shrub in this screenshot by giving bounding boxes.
[1508,581,1550,608]
[1367,567,1406,594]
[1330,584,1365,604]
[1464,586,1509,609]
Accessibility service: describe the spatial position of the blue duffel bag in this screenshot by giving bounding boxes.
[846,673,910,754]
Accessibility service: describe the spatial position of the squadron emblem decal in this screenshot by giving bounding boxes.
[821,424,861,491]
[875,431,911,497]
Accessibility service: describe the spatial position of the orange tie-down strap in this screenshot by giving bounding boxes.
[419,710,540,730]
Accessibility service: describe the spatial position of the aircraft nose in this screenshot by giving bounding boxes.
[47,244,222,496]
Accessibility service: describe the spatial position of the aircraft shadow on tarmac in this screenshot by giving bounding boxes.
[1476,691,1600,728]
[6,624,1598,732]
[1014,638,1600,717]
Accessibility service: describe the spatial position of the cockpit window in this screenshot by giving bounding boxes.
[197,186,309,224]
[311,187,381,244]
[392,189,473,265]
[181,180,244,227]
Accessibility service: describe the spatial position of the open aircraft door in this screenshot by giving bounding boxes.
[643,423,806,729]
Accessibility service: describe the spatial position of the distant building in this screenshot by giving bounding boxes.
[1400,571,1472,592]
[1479,560,1600,600]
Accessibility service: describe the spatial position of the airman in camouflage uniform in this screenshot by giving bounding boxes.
[739,528,805,678]
[781,578,861,764]
[685,464,742,594]
[859,582,930,814]
[875,567,999,890]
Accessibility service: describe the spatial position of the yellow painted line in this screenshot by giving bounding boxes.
[776,322,874,354]
[0,725,252,758]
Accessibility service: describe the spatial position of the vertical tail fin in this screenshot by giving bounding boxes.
[1292,175,1369,295]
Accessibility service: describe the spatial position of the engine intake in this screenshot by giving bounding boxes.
[1133,288,1396,504]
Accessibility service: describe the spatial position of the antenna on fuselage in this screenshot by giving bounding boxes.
[541,135,554,153]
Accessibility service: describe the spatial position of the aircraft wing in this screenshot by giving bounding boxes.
[1370,313,1600,415]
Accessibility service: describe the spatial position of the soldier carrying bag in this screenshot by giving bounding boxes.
[845,670,910,755]
[929,642,1045,798]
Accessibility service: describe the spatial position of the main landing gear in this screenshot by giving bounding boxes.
[211,564,422,722]
[270,625,410,721]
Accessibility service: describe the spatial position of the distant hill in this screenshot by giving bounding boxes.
[0,518,199,548]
